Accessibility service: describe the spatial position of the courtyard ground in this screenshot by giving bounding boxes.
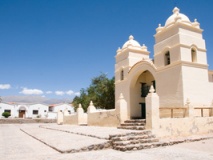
[0,123,213,160]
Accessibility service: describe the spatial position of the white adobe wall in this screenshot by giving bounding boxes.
[115,80,130,118]
[28,104,48,118]
[182,66,213,106]
[53,104,74,113]
[88,109,119,127]
[0,103,15,118]
[154,117,213,138]
[156,65,184,107]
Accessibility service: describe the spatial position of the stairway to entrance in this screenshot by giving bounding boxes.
[117,119,146,130]
[110,130,160,151]
[114,119,162,151]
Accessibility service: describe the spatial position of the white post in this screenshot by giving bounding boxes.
[87,101,96,113]
[145,85,159,130]
[77,104,87,125]
[116,93,128,123]
[57,110,63,125]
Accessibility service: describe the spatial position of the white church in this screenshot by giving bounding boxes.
[60,7,213,138]
[115,7,213,119]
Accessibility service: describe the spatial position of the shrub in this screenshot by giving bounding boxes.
[2,112,11,118]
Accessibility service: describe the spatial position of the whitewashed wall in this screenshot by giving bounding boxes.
[0,103,15,118]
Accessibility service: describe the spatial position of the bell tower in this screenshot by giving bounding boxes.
[154,7,207,68]
[115,35,150,84]
[153,7,210,107]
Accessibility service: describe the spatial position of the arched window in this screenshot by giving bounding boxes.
[120,70,124,81]
[191,48,197,62]
[165,51,170,66]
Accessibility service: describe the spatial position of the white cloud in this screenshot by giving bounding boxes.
[66,90,74,95]
[0,84,11,89]
[75,92,80,96]
[46,91,52,94]
[55,91,64,96]
[52,90,80,96]
[20,88,43,95]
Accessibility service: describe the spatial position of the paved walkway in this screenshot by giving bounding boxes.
[1,123,213,160]
[40,123,143,139]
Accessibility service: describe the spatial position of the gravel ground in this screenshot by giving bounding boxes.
[1,123,213,160]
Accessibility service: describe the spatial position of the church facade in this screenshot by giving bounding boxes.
[115,7,213,119]
[60,7,213,137]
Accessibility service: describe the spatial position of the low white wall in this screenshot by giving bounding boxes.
[153,117,213,138]
[63,113,78,125]
[63,113,88,125]
[47,112,57,119]
[88,109,119,127]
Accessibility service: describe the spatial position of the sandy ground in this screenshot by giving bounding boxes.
[0,123,213,160]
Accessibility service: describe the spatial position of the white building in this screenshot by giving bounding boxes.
[60,7,213,138]
[49,103,74,113]
[115,7,213,119]
[0,102,74,119]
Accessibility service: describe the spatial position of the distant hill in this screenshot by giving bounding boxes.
[1,95,72,105]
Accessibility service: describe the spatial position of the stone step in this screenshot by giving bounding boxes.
[120,123,145,127]
[110,134,156,141]
[117,126,145,130]
[109,130,152,139]
[124,119,146,123]
[113,141,169,151]
[112,138,159,146]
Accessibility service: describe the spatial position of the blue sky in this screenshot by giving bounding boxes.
[0,0,213,102]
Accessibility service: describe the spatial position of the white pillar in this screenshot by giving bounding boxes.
[77,104,87,125]
[116,93,128,123]
[145,85,159,130]
[57,110,63,125]
[87,101,96,113]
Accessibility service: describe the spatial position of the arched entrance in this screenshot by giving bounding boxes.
[129,70,156,119]
[18,106,27,118]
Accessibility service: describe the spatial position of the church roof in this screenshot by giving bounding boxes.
[122,35,141,49]
[165,7,191,27]
[156,7,201,34]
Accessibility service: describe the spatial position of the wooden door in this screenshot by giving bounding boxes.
[19,110,25,118]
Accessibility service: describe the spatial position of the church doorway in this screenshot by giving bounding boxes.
[130,70,155,119]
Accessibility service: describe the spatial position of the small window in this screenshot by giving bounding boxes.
[49,107,53,112]
[191,49,197,62]
[33,110,39,115]
[165,51,170,66]
[4,109,11,113]
[44,110,47,112]
[120,70,124,81]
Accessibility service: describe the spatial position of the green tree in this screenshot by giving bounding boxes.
[72,88,90,112]
[72,73,115,112]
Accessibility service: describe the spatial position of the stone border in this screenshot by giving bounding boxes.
[37,125,213,152]
[20,128,111,154]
